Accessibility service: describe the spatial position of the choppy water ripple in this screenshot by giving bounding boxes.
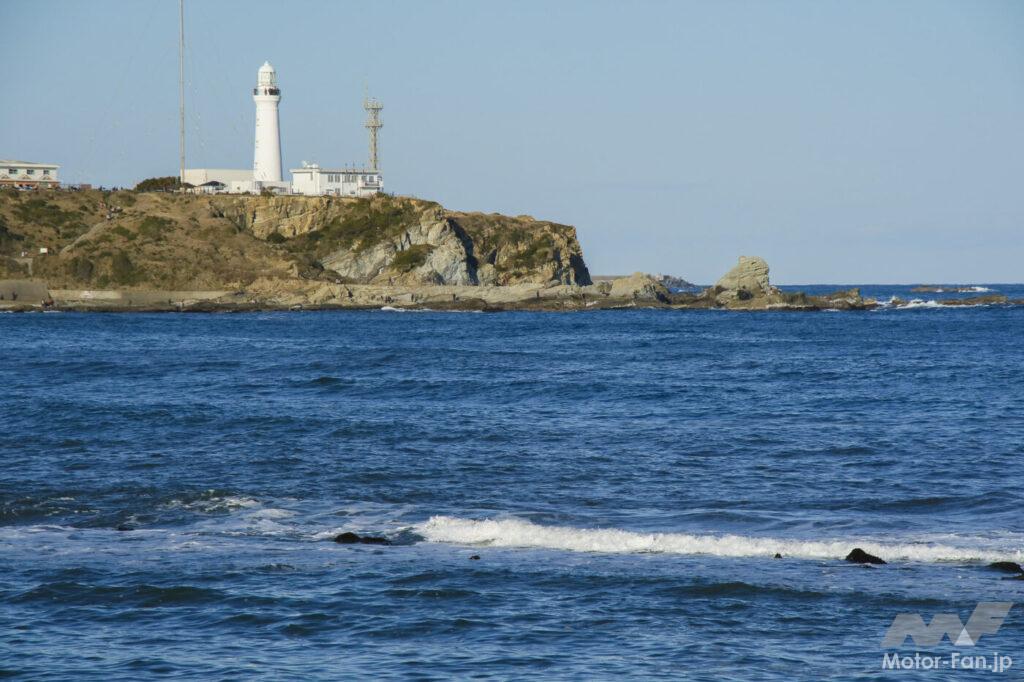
[2,289,1024,679]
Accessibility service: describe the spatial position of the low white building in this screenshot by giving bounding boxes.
[290,163,383,197]
[181,168,291,195]
[189,180,227,195]
[182,168,253,186]
[1,160,60,188]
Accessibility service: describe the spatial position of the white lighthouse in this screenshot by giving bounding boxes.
[183,59,383,196]
[253,61,282,183]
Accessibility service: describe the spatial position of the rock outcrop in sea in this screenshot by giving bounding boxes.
[712,255,777,304]
[667,256,877,311]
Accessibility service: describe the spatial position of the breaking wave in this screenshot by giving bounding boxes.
[416,516,1023,563]
[898,298,942,309]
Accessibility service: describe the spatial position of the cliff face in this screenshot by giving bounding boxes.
[447,212,591,286]
[0,189,591,289]
[210,195,591,287]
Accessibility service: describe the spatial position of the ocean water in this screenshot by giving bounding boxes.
[2,284,1023,680]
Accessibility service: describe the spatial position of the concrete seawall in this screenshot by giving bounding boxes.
[50,289,232,308]
[0,279,50,304]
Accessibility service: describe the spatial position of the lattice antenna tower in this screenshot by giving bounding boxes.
[364,96,383,172]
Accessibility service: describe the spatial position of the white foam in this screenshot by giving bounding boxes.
[968,286,993,292]
[251,508,295,520]
[415,516,1023,563]
[163,494,260,513]
[380,306,431,312]
[900,298,941,309]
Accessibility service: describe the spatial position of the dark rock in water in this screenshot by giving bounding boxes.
[359,535,391,545]
[845,548,886,565]
[115,524,134,532]
[988,561,1024,574]
[940,294,1008,306]
[774,553,782,559]
[469,555,481,561]
[333,532,391,545]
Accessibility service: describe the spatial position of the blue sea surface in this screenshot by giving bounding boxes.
[2,285,1023,680]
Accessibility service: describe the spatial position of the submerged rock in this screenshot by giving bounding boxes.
[333,531,391,545]
[845,548,886,565]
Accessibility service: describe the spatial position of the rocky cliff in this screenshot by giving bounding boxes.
[0,189,591,290]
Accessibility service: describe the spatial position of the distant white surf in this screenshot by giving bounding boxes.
[416,516,1022,563]
[900,298,942,309]
[379,306,433,313]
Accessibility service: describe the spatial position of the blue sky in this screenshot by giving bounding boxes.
[3,0,1022,283]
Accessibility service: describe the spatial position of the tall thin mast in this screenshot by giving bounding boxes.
[178,0,185,185]
[364,96,382,172]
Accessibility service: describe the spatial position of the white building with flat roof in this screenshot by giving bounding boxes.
[1,160,59,188]
[290,163,383,197]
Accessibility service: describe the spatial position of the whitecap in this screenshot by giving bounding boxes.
[415,516,1023,564]
[898,299,941,309]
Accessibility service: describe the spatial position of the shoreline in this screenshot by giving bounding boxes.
[2,287,1019,314]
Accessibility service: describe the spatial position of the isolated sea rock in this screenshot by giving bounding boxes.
[333,532,391,545]
[911,285,989,293]
[988,561,1024,574]
[680,259,877,311]
[819,288,874,310]
[939,294,1008,306]
[845,548,886,565]
[695,256,789,309]
[608,272,671,302]
[714,256,776,299]
[655,274,696,290]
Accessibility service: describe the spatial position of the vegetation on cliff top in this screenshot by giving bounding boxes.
[0,189,590,288]
[135,176,187,192]
[287,198,423,257]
